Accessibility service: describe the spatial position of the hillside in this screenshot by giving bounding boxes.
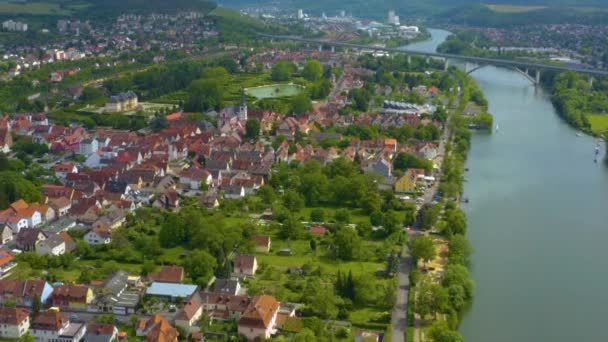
[0,0,218,21]
[218,0,608,23]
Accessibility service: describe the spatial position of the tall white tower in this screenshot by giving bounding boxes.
[297,9,304,19]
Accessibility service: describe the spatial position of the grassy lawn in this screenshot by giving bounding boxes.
[0,1,71,15]
[485,4,546,13]
[247,216,397,329]
[587,114,608,134]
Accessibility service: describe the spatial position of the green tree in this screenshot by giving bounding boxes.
[310,239,317,253]
[279,215,304,240]
[31,296,41,317]
[17,333,34,342]
[257,185,276,206]
[293,328,317,342]
[150,112,168,132]
[334,209,351,223]
[283,190,304,212]
[332,226,362,260]
[309,285,338,319]
[183,250,217,285]
[271,61,296,81]
[442,264,474,300]
[290,93,313,115]
[427,322,464,342]
[245,118,261,140]
[310,208,325,222]
[186,79,223,111]
[448,234,473,265]
[302,59,323,81]
[410,235,436,265]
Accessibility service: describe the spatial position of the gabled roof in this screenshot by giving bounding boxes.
[31,312,67,331]
[251,235,270,248]
[148,265,184,284]
[234,255,256,269]
[238,295,280,329]
[0,307,29,325]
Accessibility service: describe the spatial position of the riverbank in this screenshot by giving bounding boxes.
[404,68,486,341]
[436,30,608,138]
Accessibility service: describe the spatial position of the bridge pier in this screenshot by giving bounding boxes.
[535,69,540,85]
[425,56,430,64]
[444,59,449,72]
[318,44,323,52]
[407,55,411,65]
[331,45,335,53]
[589,76,594,87]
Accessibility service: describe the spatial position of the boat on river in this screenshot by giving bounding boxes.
[577,132,583,137]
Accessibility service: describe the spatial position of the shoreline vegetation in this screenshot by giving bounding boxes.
[406,69,490,341]
[437,31,608,138]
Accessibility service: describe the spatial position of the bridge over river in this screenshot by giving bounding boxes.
[258,33,608,85]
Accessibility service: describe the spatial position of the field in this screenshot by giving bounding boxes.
[587,114,608,134]
[0,1,71,15]
[485,4,546,13]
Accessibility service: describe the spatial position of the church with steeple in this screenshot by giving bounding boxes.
[218,87,247,127]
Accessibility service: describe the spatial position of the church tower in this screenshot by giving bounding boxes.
[238,87,248,121]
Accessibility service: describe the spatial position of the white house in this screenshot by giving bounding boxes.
[30,312,86,342]
[84,227,112,245]
[233,255,258,277]
[418,143,438,160]
[79,138,99,155]
[0,225,13,244]
[36,235,66,256]
[54,164,78,179]
[0,307,30,339]
[175,292,203,334]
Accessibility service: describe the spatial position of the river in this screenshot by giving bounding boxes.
[404,28,608,341]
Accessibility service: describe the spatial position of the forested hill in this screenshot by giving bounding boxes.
[0,0,218,23]
[218,0,608,24]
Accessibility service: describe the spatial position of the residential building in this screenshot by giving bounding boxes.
[84,324,118,342]
[84,227,112,245]
[237,295,280,340]
[105,91,138,113]
[136,314,178,342]
[0,251,17,279]
[394,172,417,193]
[252,235,271,253]
[174,291,203,334]
[0,307,30,338]
[55,163,78,179]
[16,229,46,251]
[148,265,184,284]
[0,279,53,308]
[36,234,66,256]
[1,225,13,244]
[213,278,241,296]
[30,312,86,342]
[50,284,94,310]
[233,255,257,277]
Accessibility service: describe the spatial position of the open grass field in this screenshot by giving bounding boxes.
[0,1,71,15]
[485,4,546,13]
[587,114,608,134]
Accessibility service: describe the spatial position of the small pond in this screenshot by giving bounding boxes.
[245,83,305,99]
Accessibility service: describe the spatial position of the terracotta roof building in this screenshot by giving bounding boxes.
[0,307,30,338]
[237,295,280,340]
[148,265,184,284]
[136,314,178,342]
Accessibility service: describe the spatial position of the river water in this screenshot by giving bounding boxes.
[404,29,608,341]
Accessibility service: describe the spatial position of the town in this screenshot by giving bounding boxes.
[0,2,484,342]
